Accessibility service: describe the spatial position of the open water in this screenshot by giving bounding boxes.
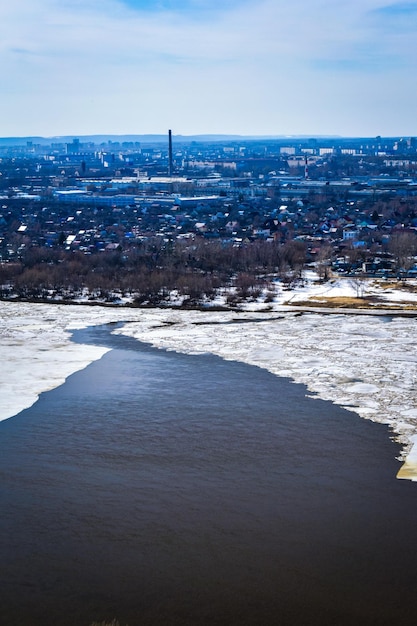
[1,324,417,626]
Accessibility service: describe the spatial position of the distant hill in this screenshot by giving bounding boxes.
[0,133,348,147]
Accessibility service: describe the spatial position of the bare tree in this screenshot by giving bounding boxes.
[349,276,367,298]
[388,231,417,277]
[316,244,333,281]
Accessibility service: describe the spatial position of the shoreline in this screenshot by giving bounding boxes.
[3,293,417,316]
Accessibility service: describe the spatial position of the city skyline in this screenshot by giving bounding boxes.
[0,0,416,138]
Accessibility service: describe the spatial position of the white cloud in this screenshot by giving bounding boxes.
[0,0,415,136]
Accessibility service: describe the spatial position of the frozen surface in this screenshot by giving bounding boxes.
[0,302,128,421]
[114,310,417,458]
[1,291,417,480]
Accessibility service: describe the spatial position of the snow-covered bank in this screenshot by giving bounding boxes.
[1,280,417,480]
[0,302,131,421]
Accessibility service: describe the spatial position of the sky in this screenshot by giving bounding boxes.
[0,0,416,138]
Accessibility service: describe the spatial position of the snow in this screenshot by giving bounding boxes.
[1,274,417,481]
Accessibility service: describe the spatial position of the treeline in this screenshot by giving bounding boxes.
[0,238,307,305]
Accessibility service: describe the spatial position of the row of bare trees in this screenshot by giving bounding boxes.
[0,238,307,304]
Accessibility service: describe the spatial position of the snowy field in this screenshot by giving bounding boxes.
[1,275,417,480]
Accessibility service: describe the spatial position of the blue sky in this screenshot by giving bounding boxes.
[0,0,416,137]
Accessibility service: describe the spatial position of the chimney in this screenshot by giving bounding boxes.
[168,129,173,176]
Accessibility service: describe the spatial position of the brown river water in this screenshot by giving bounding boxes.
[1,324,417,626]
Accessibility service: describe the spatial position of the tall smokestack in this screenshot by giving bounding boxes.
[168,129,173,176]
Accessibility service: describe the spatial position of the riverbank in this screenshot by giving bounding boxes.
[2,272,417,312]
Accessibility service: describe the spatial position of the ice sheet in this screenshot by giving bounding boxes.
[0,302,127,420]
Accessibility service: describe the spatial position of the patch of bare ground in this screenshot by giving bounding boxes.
[375,280,417,293]
[289,296,417,310]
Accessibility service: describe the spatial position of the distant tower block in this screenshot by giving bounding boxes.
[304,155,309,180]
[168,129,173,176]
